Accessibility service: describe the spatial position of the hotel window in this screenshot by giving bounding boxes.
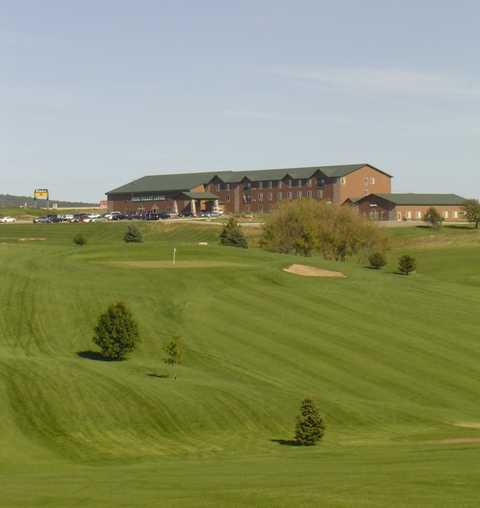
[297,179,303,188]
[258,181,263,189]
[317,189,324,199]
[226,183,230,191]
[258,193,264,202]
[288,179,293,188]
[278,192,283,200]
[226,194,230,201]
[444,211,449,219]
[307,190,312,198]
[298,191,302,199]
[287,191,293,199]
[268,193,273,201]
[340,177,347,185]
[278,181,283,189]
[216,184,221,192]
[454,211,459,218]
[370,177,376,185]
[407,211,412,219]
[416,211,422,219]
[364,177,369,185]
[245,181,251,189]
[268,181,273,188]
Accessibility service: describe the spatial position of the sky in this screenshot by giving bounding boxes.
[2,0,480,202]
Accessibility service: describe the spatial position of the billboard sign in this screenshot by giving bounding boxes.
[34,189,49,201]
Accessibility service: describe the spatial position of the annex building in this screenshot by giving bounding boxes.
[106,163,467,221]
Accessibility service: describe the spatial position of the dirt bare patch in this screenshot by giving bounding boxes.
[453,422,480,430]
[106,260,249,269]
[431,437,480,445]
[283,264,346,278]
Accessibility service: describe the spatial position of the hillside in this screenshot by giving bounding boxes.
[0,193,97,208]
[0,222,480,507]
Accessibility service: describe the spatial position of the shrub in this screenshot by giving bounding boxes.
[219,218,248,248]
[424,207,443,229]
[124,225,144,243]
[398,255,416,276]
[464,199,480,229]
[261,200,388,261]
[294,398,325,446]
[369,252,387,270]
[93,302,139,360]
[73,234,87,246]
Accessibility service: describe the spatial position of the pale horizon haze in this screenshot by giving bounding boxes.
[2,1,480,202]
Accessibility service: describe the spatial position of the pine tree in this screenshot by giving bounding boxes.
[93,302,139,360]
[398,255,416,276]
[73,233,87,246]
[219,218,248,248]
[124,225,144,243]
[294,398,325,446]
[368,252,387,270]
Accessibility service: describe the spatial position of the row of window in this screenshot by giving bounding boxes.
[232,190,324,203]
[212,178,328,192]
[400,210,464,220]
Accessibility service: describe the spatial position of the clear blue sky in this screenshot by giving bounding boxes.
[2,0,479,202]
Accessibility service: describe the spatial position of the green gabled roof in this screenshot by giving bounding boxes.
[107,171,234,195]
[217,163,389,183]
[107,163,391,195]
[182,191,219,200]
[369,193,467,206]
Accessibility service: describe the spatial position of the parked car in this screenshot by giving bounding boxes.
[104,211,122,220]
[0,216,16,223]
[33,216,52,224]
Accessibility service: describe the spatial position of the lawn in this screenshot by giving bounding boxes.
[0,222,479,506]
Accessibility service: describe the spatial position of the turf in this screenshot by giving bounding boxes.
[0,222,480,507]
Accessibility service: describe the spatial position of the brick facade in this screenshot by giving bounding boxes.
[106,164,395,216]
[354,194,467,222]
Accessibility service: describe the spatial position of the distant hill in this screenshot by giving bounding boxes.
[0,193,97,208]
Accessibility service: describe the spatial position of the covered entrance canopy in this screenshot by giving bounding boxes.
[179,191,220,216]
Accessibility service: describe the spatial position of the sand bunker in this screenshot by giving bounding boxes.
[453,422,480,430]
[283,264,346,278]
[432,437,480,445]
[106,260,249,269]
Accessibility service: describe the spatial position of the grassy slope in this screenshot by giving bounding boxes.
[0,223,480,506]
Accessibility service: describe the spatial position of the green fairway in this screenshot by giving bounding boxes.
[1,222,480,506]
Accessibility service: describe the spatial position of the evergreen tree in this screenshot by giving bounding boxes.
[294,398,325,446]
[73,233,87,246]
[124,224,144,243]
[368,252,387,270]
[93,302,139,360]
[219,218,248,248]
[398,255,416,276]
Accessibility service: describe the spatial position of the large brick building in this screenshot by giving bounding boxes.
[106,163,467,221]
[106,163,392,215]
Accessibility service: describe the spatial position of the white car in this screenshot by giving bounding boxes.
[104,211,121,220]
[0,216,16,224]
